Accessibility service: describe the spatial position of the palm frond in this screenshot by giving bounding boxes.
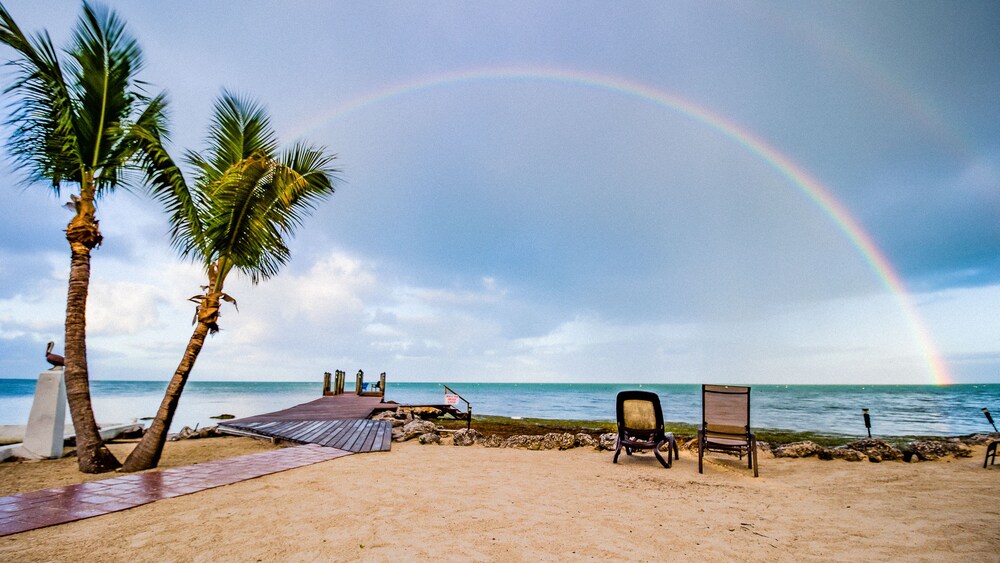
[183,92,341,285]
[69,2,144,192]
[0,4,80,191]
[196,91,277,184]
[124,92,203,257]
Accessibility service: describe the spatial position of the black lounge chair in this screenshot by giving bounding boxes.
[613,390,678,468]
[698,384,758,477]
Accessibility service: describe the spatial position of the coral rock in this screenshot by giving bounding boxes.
[452,428,481,446]
[846,439,903,462]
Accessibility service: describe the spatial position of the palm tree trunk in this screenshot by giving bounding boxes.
[122,292,219,472]
[63,185,121,473]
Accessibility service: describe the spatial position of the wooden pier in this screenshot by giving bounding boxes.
[219,394,392,453]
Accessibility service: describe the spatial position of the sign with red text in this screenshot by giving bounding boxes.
[444,393,459,405]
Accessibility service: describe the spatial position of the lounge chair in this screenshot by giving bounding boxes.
[698,384,758,477]
[985,440,998,468]
[613,390,678,468]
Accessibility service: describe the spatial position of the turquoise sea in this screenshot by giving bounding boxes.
[1,379,997,438]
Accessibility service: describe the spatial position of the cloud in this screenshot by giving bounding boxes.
[860,152,1000,290]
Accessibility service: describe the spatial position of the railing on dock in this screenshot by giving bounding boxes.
[444,385,472,430]
[323,370,385,398]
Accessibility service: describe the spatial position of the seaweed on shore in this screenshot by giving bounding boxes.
[435,414,963,447]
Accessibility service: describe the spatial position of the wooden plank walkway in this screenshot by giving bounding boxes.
[0,444,350,537]
[218,394,392,453]
[226,395,386,423]
[221,419,392,453]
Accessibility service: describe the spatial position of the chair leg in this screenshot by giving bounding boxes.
[751,436,759,478]
[613,438,623,464]
[654,442,671,468]
[697,430,704,474]
[665,432,678,464]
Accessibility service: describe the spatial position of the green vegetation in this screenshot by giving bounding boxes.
[439,415,943,447]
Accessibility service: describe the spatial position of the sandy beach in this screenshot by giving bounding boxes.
[2,436,998,561]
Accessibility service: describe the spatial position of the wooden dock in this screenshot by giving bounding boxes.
[219,395,392,453]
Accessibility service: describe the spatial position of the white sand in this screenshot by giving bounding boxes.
[2,442,998,561]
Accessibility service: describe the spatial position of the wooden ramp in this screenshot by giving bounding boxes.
[219,395,392,453]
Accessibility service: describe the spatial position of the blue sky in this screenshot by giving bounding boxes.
[1,1,997,384]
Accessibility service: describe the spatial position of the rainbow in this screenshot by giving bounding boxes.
[286,66,953,385]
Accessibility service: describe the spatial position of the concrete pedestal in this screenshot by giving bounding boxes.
[15,368,67,459]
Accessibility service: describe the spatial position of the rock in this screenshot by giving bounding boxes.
[411,407,444,420]
[481,435,504,448]
[574,433,597,448]
[542,433,576,450]
[394,419,439,442]
[598,433,618,451]
[846,439,903,462]
[170,426,195,441]
[391,428,403,442]
[909,439,973,461]
[453,428,481,446]
[418,432,441,445]
[503,435,545,450]
[371,410,398,422]
[962,433,1000,446]
[170,425,220,441]
[772,441,825,458]
[828,447,867,462]
[195,426,220,439]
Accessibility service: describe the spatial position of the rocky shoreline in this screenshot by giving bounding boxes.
[370,406,997,464]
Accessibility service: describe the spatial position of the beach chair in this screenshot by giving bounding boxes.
[698,384,758,477]
[985,440,998,468]
[613,390,678,469]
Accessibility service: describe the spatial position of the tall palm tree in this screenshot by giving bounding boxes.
[0,2,177,473]
[122,92,340,472]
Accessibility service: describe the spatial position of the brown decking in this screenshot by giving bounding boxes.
[0,444,350,538]
[227,395,385,423]
[218,394,392,453]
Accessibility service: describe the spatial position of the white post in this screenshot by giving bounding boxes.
[15,367,67,459]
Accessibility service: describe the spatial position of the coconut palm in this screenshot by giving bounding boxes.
[0,2,178,472]
[121,91,340,472]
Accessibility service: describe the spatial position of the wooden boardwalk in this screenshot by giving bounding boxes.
[219,395,392,453]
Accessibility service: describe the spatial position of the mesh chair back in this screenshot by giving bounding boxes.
[703,385,750,437]
[623,399,657,431]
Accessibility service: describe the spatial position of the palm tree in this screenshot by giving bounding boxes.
[0,2,177,473]
[122,92,340,472]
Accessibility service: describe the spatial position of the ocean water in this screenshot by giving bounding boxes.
[0,379,997,438]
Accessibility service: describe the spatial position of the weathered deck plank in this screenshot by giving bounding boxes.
[218,394,392,453]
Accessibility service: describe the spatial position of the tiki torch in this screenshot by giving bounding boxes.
[862,408,872,438]
[983,408,998,432]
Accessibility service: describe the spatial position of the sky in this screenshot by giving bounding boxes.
[0,1,997,385]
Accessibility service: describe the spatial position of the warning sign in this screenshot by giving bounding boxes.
[444,393,459,405]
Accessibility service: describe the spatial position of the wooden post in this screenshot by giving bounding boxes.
[335,370,345,395]
[379,372,387,396]
[355,370,364,395]
[322,372,331,396]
